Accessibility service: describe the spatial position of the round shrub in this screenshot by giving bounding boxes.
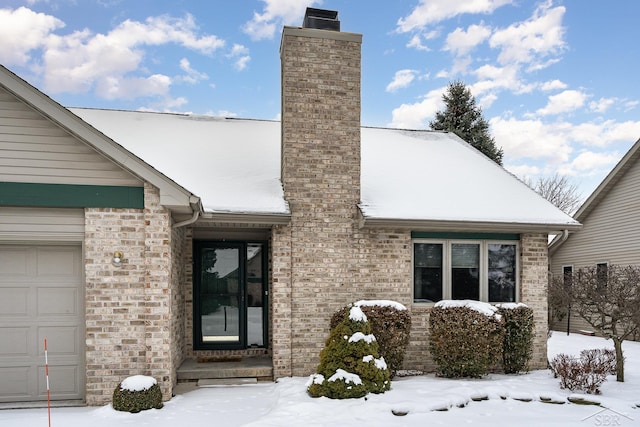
[112,375,163,413]
[497,303,535,374]
[330,300,411,378]
[308,306,391,399]
[429,300,505,378]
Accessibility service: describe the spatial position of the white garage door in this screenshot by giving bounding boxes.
[0,244,84,403]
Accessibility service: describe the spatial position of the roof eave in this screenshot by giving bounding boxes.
[358,214,582,234]
[199,211,291,226]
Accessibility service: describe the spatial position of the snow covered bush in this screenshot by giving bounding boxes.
[308,306,391,399]
[112,375,163,413]
[497,303,534,374]
[429,300,505,378]
[330,300,411,378]
[549,349,615,394]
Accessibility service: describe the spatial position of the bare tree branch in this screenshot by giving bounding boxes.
[523,173,582,215]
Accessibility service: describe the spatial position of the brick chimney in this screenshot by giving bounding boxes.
[278,8,363,375]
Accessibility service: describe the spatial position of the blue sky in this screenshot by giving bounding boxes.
[2,1,639,200]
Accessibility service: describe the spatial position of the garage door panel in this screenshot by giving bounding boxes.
[0,247,30,276]
[0,327,30,356]
[38,287,79,316]
[38,365,80,397]
[0,287,29,316]
[36,247,80,277]
[38,326,80,356]
[0,366,31,399]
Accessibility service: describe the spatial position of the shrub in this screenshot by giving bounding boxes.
[581,348,617,375]
[429,300,505,378]
[497,303,535,374]
[330,300,411,378]
[112,375,163,413]
[549,348,615,394]
[308,306,391,399]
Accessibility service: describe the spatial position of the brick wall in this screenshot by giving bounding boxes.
[84,184,176,405]
[279,27,364,376]
[519,233,550,369]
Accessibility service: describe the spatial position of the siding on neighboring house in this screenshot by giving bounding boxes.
[550,141,640,335]
[0,87,142,187]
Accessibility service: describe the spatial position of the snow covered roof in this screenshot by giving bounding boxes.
[71,108,580,231]
[71,108,288,216]
[360,127,581,232]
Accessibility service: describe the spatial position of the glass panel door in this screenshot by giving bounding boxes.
[246,243,264,347]
[196,243,244,348]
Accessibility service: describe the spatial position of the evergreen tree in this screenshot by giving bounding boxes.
[430,81,504,165]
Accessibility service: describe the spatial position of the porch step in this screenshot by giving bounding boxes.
[198,378,258,386]
[177,356,273,383]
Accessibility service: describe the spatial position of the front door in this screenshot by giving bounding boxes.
[193,241,267,350]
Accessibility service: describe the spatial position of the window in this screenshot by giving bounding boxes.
[596,262,608,290]
[413,239,518,303]
[562,265,573,290]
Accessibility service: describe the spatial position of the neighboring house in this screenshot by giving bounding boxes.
[549,137,640,335]
[0,9,580,406]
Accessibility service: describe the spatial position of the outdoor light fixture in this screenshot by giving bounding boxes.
[112,251,123,265]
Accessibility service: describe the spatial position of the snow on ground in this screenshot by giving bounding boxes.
[1,333,639,426]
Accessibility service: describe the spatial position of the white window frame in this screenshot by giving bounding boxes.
[413,239,519,305]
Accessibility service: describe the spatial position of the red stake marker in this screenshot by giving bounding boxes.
[44,338,51,427]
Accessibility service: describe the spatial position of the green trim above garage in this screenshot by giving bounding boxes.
[0,182,144,209]
[411,231,520,240]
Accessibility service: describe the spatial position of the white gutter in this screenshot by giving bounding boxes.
[172,196,203,228]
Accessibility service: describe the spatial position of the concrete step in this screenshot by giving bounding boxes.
[176,356,273,382]
[197,378,258,386]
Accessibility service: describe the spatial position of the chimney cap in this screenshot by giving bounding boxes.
[303,7,340,31]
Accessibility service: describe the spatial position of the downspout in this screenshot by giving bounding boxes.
[172,196,203,228]
[548,229,570,256]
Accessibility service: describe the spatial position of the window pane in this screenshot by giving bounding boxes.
[451,243,479,300]
[488,244,516,302]
[414,243,443,302]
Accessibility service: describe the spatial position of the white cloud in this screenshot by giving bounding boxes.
[444,23,492,56]
[243,0,321,40]
[536,89,587,116]
[624,100,639,111]
[388,87,445,129]
[178,58,208,84]
[27,12,225,100]
[589,97,616,114]
[227,44,251,71]
[561,150,620,174]
[471,64,535,95]
[407,34,430,51]
[490,116,573,162]
[540,79,567,91]
[95,73,171,100]
[478,93,497,109]
[397,0,512,33]
[386,69,417,93]
[0,7,64,66]
[489,1,566,69]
